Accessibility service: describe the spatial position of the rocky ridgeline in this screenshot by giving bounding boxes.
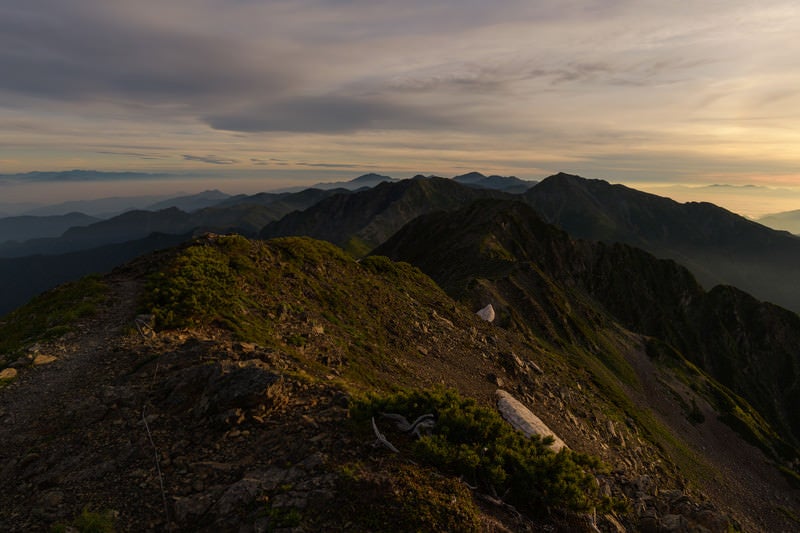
[0,236,793,531]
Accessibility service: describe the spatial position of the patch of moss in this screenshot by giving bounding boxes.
[262,506,302,530]
[698,375,797,461]
[0,274,107,360]
[51,507,116,533]
[342,235,372,258]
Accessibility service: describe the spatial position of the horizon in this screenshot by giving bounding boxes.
[1,169,799,220]
[2,1,799,215]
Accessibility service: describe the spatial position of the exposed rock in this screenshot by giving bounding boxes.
[212,476,263,516]
[527,361,544,374]
[204,363,286,413]
[495,389,567,451]
[476,303,495,322]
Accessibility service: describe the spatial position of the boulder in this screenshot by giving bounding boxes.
[495,389,568,451]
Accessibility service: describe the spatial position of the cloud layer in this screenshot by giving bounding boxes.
[1,0,799,189]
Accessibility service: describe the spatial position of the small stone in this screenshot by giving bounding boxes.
[33,354,57,366]
[237,342,257,353]
[476,303,495,322]
[527,361,544,374]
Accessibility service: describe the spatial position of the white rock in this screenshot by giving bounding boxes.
[476,304,495,322]
[495,389,568,451]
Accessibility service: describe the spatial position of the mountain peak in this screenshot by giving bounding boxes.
[452,171,488,183]
[349,172,393,183]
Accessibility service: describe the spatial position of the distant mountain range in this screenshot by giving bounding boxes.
[310,172,397,190]
[0,212,100,243]
[453,171,537,193]
[2,170,800,318]
[21,193,181,218]
[758,208,800,235]
[261,176,512,255]
[144,189,232,212]
[0,189,344,259]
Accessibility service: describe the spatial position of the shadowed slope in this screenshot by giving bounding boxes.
[525,173,800,313]
[374,199,800,454]
[260,177,512,256]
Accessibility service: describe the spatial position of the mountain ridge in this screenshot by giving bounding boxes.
[2,234,797,531]
[524,172,800,313]
[261,177,513,255]
[373,199,800,453]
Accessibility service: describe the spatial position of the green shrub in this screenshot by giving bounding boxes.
[52,507,116,533]
[352,388,617,516]
[144,239,242,329]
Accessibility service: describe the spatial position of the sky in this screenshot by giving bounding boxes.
[1,0,800,216]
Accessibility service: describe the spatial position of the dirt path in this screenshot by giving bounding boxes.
[0,275,148,528]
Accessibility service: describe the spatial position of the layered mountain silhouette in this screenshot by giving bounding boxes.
[0,212,100,243]
[0,188,350,314]
[0,188,343,258]
[261,177,512,255]
[145,189,232,212]
[310,172,396,190]
[453,171,537,193]
[759,208,800,235]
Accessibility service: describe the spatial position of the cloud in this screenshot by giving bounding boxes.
[1,0,800,188]
[205,95,454,133]
[0,170,166,182]
[182,154,238,165]
[296,161,369,169]
[0,1,289,108]
[97,151,169,160]
[250,157,291,166]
